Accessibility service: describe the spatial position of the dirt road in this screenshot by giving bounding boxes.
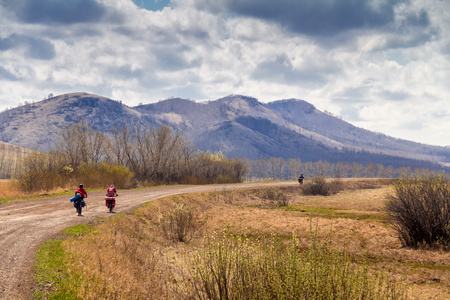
[0,181,298,299]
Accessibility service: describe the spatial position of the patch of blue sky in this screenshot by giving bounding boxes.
[132,0,171,11]
[387,50,413,66]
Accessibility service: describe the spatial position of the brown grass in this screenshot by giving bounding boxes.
[55,180,450,299]
[0,180,26,200]
[0,179,69,203]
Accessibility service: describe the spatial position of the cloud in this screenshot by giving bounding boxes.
[0,66,18,81]
[252,53,336,86]
[0,0,450,146]
[0,34,55,60]
[2,0,108,25]
[190,0,427,37]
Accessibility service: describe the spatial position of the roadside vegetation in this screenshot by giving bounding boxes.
[1,121,443,203]
[34,179,450,299]
[386,175,450,249]
[0,122,247,201]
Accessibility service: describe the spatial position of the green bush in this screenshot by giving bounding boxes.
[190,230,407,299]
[386,175,450,248]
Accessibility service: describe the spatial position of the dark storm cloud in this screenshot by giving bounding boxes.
[0,34,55,60]
[198,0,430,37]
[2,0,107,25]
[384,8,437,49]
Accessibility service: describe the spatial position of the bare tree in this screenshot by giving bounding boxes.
[147,125,185,182]
[0,143,6,178]
[365,162,376,178]
[269,157,285,180]
[288,158,302,180]
[385,165,396,178]
[314,160,329,177]
[376,164,386,178]
[254,159,269,180]
[119,125,139,174]
[55,121,107,167]
[352,162,365,178]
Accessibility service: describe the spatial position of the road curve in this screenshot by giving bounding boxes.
[0,181,298,299]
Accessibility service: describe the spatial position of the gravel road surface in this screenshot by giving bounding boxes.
[0,181,298,299]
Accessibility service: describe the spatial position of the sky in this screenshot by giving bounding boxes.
[0,0,449,146]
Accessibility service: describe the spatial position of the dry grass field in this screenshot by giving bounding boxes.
[35,179,450,299]
[0,179,69,203]
[0,179,23,200]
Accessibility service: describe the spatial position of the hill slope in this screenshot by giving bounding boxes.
[0,92,449,170]
[0,93,156,150]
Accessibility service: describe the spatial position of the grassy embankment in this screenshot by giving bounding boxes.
[0,179,99,204]
[34,179,450,299]
[0,179,63,204]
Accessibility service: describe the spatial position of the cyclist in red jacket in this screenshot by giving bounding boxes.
[106,184,117,197]
[105,184,118,213]
[73,184,87,216]
[75,184,88,198]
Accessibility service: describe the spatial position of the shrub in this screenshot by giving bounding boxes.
[17,152,66,192]
[303,177,330,196]
[76,162,134,189]
[17,151,134,192]
[190,230,407,299]
[386,175,450,248]
[158,202,196,243]
[328,178,344,194]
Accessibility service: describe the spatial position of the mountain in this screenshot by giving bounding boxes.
[0,92,157,150]
[1,92,449,170]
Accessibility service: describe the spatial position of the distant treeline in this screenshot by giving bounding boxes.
[243,157,442,181]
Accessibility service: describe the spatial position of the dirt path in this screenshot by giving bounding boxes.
[0,181,298,299]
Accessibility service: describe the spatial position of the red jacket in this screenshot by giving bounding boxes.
[75,187,88,198]
[107,187,117,197]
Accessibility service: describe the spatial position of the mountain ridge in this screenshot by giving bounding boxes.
[0,92,449,170]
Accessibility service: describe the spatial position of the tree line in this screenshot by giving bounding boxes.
[243,157,440,181]
[16,121,247,192]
